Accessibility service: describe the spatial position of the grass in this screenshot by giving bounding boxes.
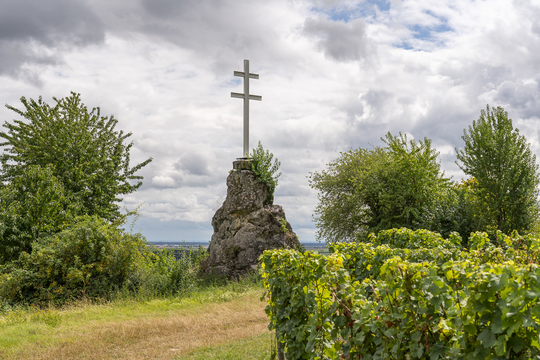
[0,275,273,360]
[178,332,274,360]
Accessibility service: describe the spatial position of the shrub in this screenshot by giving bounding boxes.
[249,141,281,204]
[0,215,145,305]
[127,246,208,296]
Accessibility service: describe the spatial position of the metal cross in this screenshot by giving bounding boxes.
[231,59,262,158]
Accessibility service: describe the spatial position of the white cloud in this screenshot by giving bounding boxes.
[151,176,176,188]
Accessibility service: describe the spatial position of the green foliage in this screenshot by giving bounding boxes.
[0,165,73,264]
[366,227,461,250]
[308,146,385,243]
[249,141,281,204]
[456,105,540,234]
[309,132,449,243]
[1,92,152,221]
[261,231,540,359]
[278,217,288,233]
[379,133,448,231]
[127,246,208,296]
[430,178,486,244]
[0,216,146,305]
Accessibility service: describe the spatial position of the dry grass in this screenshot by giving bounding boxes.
[0,291,271,360]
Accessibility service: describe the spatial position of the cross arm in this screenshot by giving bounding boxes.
[231,92,262,101]
[233,71,259,79]
[231,92,245,99]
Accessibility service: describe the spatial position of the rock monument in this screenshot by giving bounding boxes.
[201,59,300,277]
[201,159,300,278]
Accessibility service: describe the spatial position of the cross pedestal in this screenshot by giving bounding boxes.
[233,158,252,170]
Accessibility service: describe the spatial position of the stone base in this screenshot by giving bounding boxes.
[233,159,253,170]
[201,169,300,279]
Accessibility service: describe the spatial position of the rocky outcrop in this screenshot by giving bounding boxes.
[201,168,300,278]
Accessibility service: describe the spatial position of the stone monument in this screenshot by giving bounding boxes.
[201,60,300,278]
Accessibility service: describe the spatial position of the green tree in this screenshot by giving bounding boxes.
[309,132,449,243]
[377,132,448,231]
[0,165,72,264]
[249,141,281,204]
[456,105,540,234]
[309,146,387,242]
[0,92,152,221]
[429,177,485,244]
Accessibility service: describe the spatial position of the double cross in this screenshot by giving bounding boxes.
[231,59,262,158]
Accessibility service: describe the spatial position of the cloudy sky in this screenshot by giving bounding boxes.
[1,0,540,243]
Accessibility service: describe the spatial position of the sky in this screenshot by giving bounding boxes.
[1,0,540,243]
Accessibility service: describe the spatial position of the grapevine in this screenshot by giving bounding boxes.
[261,228,540,359]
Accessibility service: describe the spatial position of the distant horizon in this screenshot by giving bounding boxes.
[148,240,323,245]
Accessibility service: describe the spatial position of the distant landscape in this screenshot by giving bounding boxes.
[148,241,328,252]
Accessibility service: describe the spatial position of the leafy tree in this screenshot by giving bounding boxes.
[456,105,540,234]
[429,178,485,244]
[308,146,388,242]
[376,132,448,231]
[310,132,449,243]
[0,92,152,221]
[249,141,281,204]
[0,165,73,264]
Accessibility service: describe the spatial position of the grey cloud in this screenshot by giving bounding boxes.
[175,153,211,176]
[141,0,223,19]
[0,0,104,45]
[439,63,513,90]
[309,0,345,7]
[179,175,222,188]
[339,94,365,122]
[0,42,59,83]
[302,17,369,62]
[361,90,391,110]
[0,0,104,82]
[275,182,312,197]
[495,80,540,119]
[141,173,221,190]
[134,0,286,76]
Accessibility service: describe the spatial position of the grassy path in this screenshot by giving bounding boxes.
[0,287,272,360]
[178,332,274,360]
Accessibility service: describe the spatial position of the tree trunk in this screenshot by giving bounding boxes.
[277,332,285,360]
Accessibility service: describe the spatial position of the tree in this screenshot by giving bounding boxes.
[309,132,449,243]
[0,165,73,264]
[429,177,485,244]
[309,146,386,242]
[0,92,152,221]
[376,132,448,231]
[456,105,540,234]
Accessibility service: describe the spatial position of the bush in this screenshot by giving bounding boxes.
[249,141,281,204]
[0,215,145,305]
[127,246,208,296]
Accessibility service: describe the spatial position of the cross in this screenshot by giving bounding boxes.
[231,59,262,158]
